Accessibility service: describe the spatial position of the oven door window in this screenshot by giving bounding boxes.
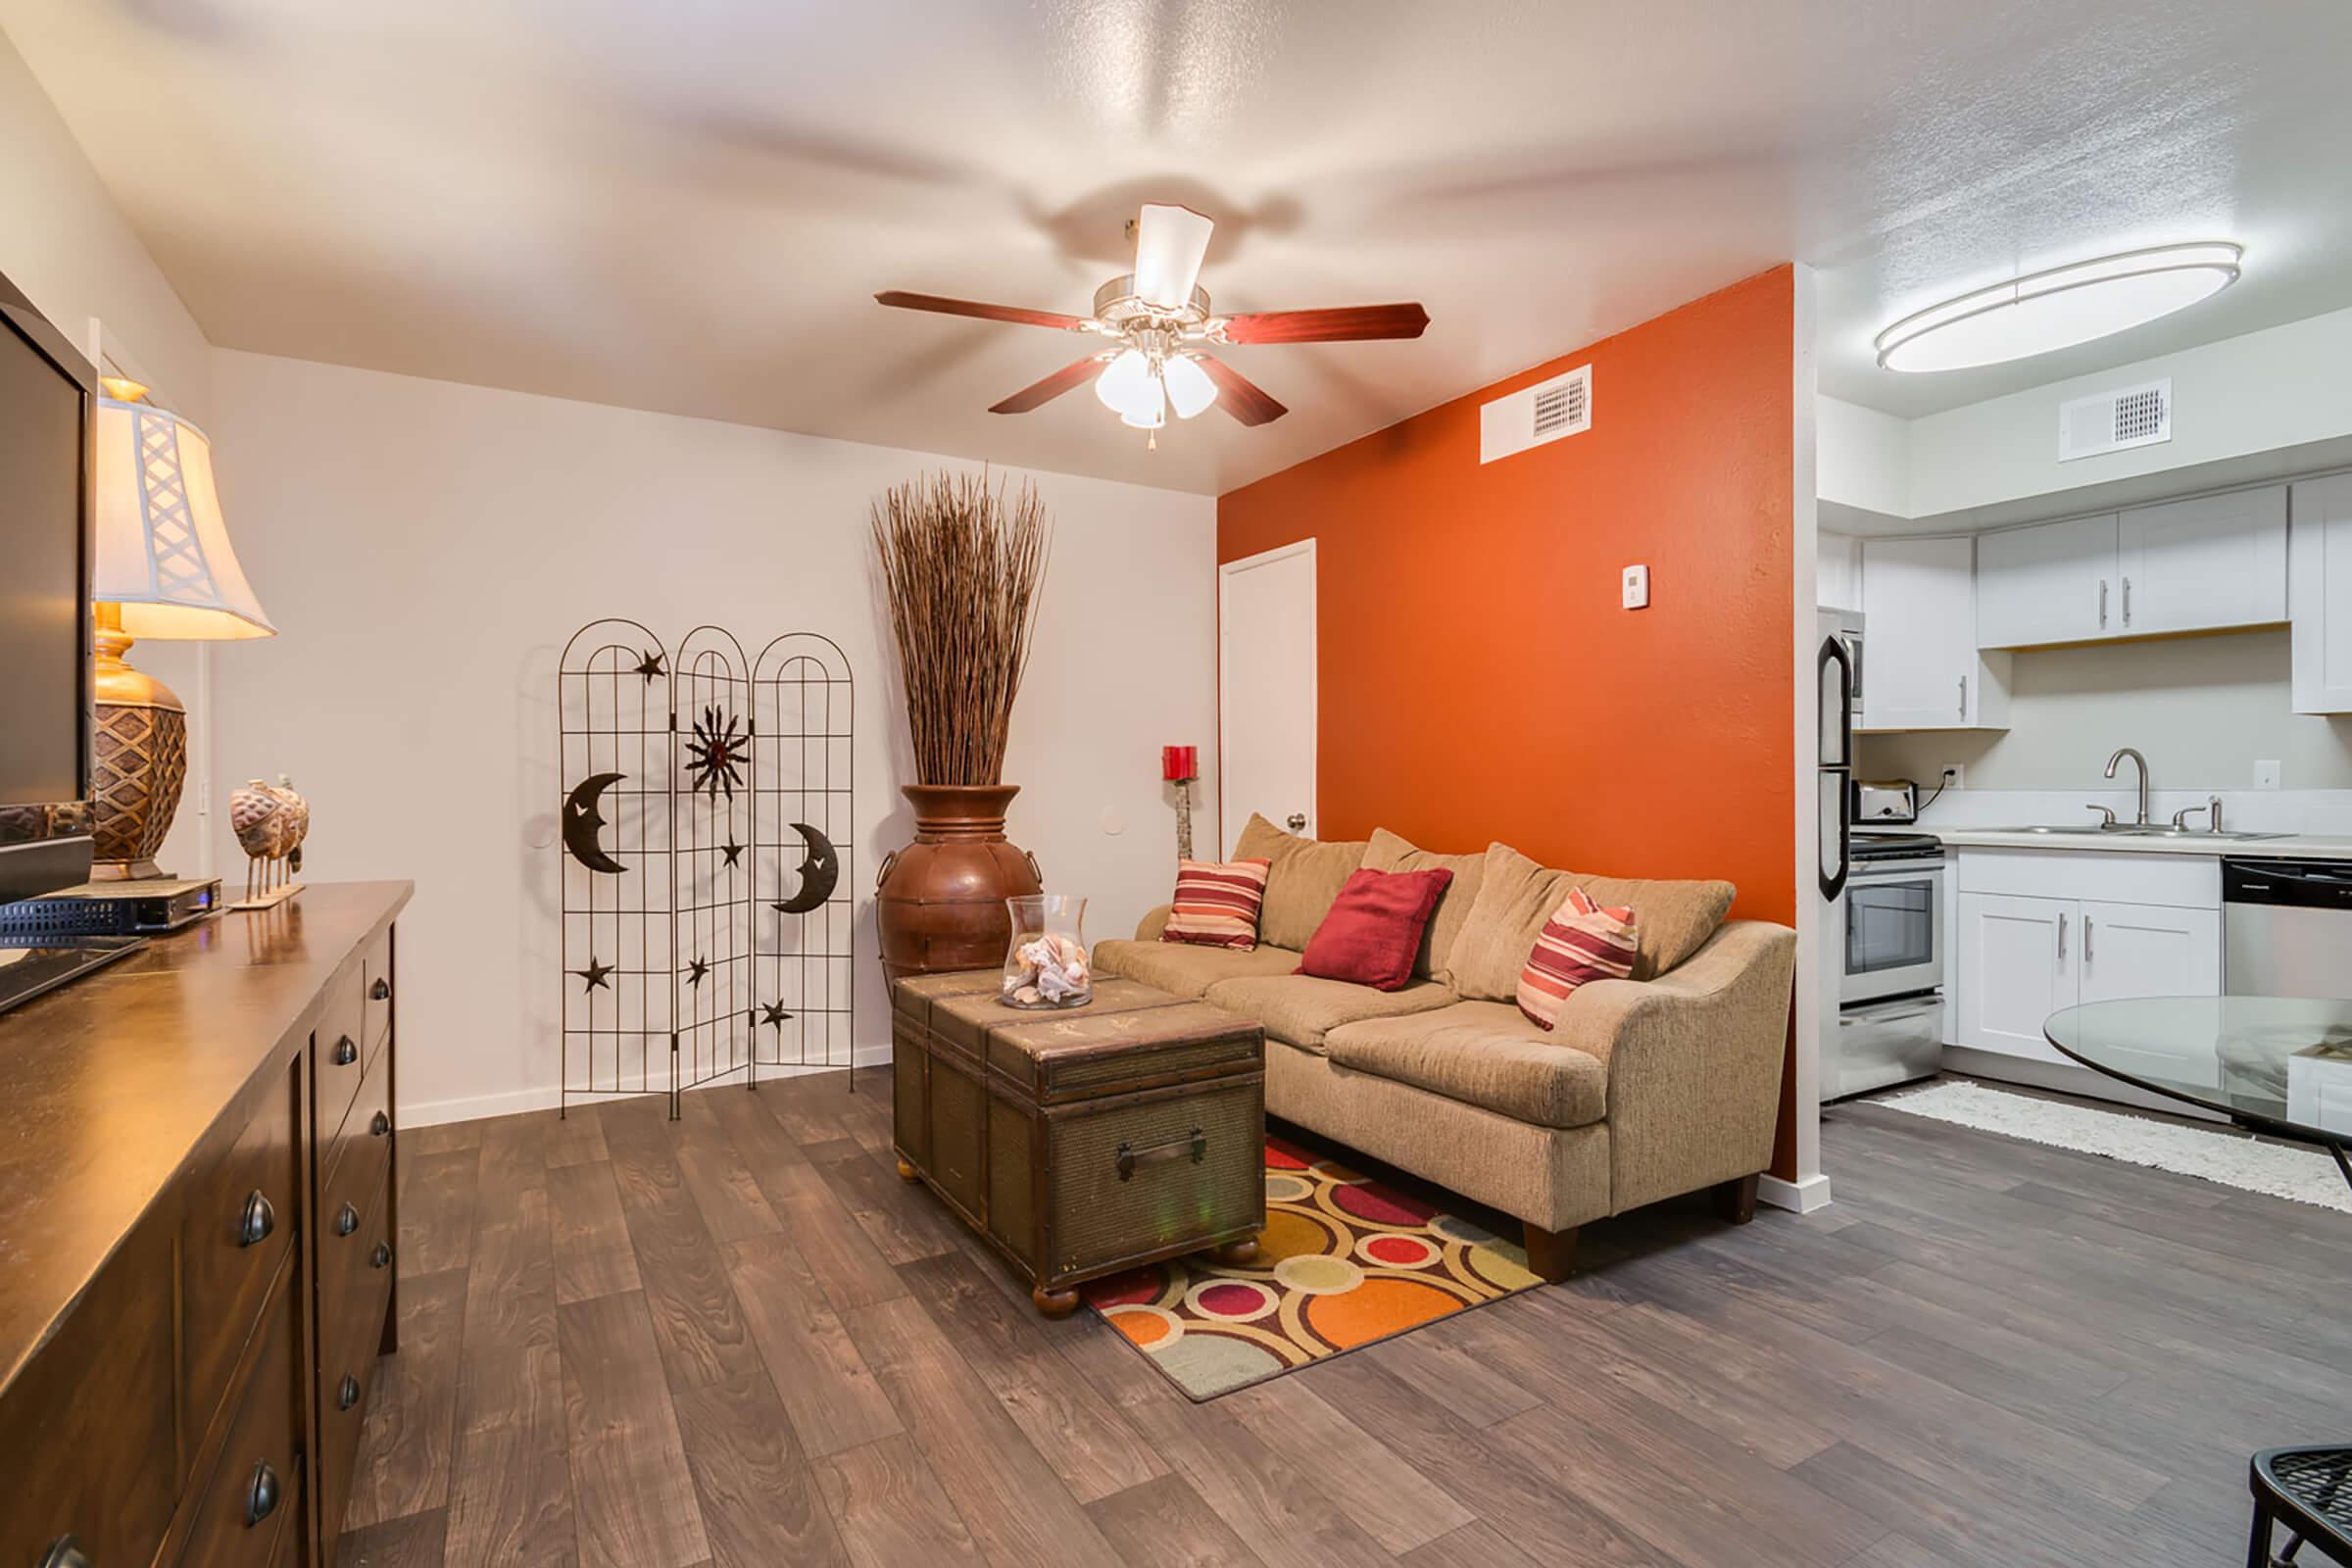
[1847,878,1936,976]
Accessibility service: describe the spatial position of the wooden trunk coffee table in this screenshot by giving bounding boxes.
[890,970,1266,1317]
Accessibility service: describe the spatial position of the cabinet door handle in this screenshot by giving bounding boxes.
[338,1373,362,1411]
[2122,575,2132,626]
[2056,911,2068,960]
[239,1190,275,1248]
[370,977,391,1002]
[1957,675,1967,719]
[39,1536,90,1568]
[372,1241,393,1269]
[2082,914,2093,963]
[244,1459,280,1527]
[2099,579,2109,628]
[333,1034,358,1067]
[335,1201,360,1237]
[371,1109,391,1138]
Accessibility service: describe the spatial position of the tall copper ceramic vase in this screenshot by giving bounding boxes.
[876,783,1045,984]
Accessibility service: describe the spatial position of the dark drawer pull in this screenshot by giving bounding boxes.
[338,1373,361,1411]
[1115,1127,1207,1182]
[335,1202,359,1237]
[39,1536,89,1568]
[332,1035,358,1067]
[371,1109,391,1138]
[239,1190,275,1248]
[371,1241,392,1269]
[244,1460,279,1527]
[370,977,391,1001]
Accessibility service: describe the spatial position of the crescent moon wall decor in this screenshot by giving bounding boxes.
[562,772,629,874]
[770,822,841,915]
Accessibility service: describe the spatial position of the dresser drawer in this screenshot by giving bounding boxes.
[314,1191,394,1562]
[0,1216,177,1568]
[180,1057,302,1463]
[318,1141,394,1373]
[319,1027,393,1208]
[178,1269,303,1568]
[361,929,394,1067]
[316,961,368,1139]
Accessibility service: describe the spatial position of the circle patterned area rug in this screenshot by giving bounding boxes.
[1080,1134,1543,1400]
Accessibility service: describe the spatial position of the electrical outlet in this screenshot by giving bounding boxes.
[2255,760,2282,790]
[1939,764,1965,791]
[1621,564,1649,610]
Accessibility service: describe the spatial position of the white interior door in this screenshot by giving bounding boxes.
[1219,540,1317,856]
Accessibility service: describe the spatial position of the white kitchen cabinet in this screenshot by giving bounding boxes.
[1976,514,2116,649]
[2291,473,2352,713]
[1857,535,2010,731]
[1956,892,2075,1064]
[2077,900,2222,1004]
[2116,487,2286,637]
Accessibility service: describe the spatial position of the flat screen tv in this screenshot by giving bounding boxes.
[0,268,96,902]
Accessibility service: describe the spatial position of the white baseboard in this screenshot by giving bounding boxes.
[1759,1171,1834,1213]
[398,1044,894,1129]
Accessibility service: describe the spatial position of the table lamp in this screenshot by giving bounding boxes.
[89,378,275,880]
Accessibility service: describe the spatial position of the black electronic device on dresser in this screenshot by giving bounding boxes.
[0,266,139,1015]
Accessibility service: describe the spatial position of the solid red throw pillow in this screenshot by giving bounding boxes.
[1295,866,1454,992]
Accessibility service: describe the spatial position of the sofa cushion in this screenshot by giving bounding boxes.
[1093,938,1300,999]
[1360,827,1488,985]
[1296,866,1454,992]
[1234,813,1369,951]
[1324,1003,1607,1130]
[1162,857,1272,950]
[1451,842,1735,998]
[1200,973,1457,1054]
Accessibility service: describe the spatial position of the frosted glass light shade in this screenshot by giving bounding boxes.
[93,397,274,639]
[1876,243,2242,372]
[1094,349,1158,420]
[1162,354,1219,418]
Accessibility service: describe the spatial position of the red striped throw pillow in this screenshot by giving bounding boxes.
[1516,887,1639,1029]
[1162,858,1273,950]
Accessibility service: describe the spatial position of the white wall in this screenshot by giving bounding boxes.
[205,349,1218,1122]
[3,30,218,876]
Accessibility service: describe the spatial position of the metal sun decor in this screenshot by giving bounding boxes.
[557,619,857,1119]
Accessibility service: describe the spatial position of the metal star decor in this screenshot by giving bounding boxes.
[682,705,748,799]
[718,836,746,870]
[757,1000,793,1031]
[632,648,665,683]
[684,955,710,988]
[572,956,615,993]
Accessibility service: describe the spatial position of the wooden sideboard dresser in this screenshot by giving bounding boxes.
[0,881,413,1568]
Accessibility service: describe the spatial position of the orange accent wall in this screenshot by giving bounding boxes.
[1217,266,1795,928]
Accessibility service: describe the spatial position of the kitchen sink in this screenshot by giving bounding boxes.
[1978,825,2293,841]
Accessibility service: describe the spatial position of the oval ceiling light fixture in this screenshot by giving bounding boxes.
[1876,242,2242,373]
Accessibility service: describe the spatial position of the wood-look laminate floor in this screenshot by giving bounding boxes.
[337,1073,2352,1568]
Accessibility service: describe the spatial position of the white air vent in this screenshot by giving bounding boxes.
[2059,377,2172,463]
[1481,364,1592,464]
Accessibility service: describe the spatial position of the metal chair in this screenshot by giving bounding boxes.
[2250,1447,2352,1567]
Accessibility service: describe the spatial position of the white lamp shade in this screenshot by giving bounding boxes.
[94,397,274,639]
[1162,354,1219,418]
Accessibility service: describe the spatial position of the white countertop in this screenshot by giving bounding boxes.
[1920,828,2352,860]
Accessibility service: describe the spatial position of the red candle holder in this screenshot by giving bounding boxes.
[1161,744,1198,783]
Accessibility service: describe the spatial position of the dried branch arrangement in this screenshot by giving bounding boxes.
[869,471,1052,786]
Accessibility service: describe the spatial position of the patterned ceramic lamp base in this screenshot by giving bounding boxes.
[91,700,187,880]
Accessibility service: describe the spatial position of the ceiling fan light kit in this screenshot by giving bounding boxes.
[878,202,1430,444]
[1875,241,2242,372]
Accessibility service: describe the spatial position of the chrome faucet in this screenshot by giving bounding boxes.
[2104,747,2151,826]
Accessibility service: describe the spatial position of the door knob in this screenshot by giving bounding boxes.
[1285,813,1307,833]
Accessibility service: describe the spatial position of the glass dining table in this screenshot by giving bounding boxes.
[2043,996,2352,1566]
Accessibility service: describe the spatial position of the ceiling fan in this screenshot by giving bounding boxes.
[876,203,1429,442]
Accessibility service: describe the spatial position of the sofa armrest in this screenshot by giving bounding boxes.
[1552,919,1797,1213]
[1134,905,1174,942]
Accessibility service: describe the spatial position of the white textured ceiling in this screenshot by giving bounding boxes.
[7,0,2352,495]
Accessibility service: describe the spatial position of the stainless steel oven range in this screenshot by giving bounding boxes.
[1828,831,1946,1100]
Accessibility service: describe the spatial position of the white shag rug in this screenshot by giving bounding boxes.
[1876,1080,2352,1216]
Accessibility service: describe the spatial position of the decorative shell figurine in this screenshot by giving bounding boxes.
[231,775,310,904]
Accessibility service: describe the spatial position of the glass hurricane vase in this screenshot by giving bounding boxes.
[1001,893,1092,1008]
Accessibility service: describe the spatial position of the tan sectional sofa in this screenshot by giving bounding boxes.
[1094,816,1798,1279]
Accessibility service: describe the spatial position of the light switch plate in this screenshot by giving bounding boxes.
[1621,564,1649,610]
[2255,760,2282,790]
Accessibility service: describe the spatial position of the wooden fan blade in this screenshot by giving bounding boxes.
[1216,303,1431,344]
[1196,356,1288,425]
[989,357,1104,415]
[876,290,1092,331]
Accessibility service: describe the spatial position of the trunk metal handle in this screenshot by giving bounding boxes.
[1116,1128,1207,1181]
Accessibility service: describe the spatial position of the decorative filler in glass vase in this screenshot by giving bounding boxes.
[1002,894,1091,1008]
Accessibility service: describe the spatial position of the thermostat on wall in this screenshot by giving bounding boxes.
[1622,564,1650,610]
